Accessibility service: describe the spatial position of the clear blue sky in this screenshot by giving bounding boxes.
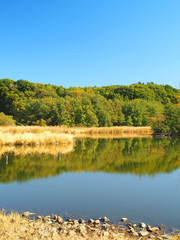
[0,0,180,88]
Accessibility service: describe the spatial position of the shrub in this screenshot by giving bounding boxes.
[0,112,16,126]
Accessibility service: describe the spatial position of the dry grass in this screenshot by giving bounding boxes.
[0,211,134,240]
[0,132,74,146]
[0,126,152,147]
[76,133,152,139]
[0,126,153,136]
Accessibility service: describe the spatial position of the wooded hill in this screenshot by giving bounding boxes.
[0,79,179,134]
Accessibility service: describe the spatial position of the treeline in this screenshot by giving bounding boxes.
[0,78,179,134]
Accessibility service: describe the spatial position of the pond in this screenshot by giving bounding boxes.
[0,137,179,230]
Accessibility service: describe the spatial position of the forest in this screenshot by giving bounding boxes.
[0,78,179,135]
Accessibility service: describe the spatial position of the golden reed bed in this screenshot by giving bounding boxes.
[0,132,73,146]
[0,126,152,147]
[0,126,153,135]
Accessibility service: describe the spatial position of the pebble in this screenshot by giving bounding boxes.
[88,219,94,225]
[99,217,110,223]
[139,230,150,237]
[22,211,36,217]
[78,218,85,224]
[148,226,159,232]
[94,219,101,225]
[121,217,128,222]
[11,213,177,239]
[139,222,147,228]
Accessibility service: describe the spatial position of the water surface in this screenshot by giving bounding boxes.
[0,137,179,229]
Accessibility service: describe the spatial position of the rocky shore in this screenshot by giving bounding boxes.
[0,210,179,240]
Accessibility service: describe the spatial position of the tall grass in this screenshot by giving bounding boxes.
[0,126,152,146]
[0,126,153,135]
[0,132,74,146]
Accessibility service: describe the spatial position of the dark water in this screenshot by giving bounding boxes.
[0,137,179,229]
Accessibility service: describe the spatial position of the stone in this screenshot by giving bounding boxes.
[57,216,64,224]
[148,226,159,232]
[162,235,172,239]
[88,219,94,225]
[126,223,132,228]
[101,224,109,231]
[94,219,101,225]
[22,211,36,217]
[99,217,110,223]
[78,218,85,224]
[67,218,74,223]
[139,222,146,228]
[139,230,150,237]
[128,226,136,233]
[132,231,139,237]
[111,226,116,230]
[121,217,128,222]
[132,224,137,228]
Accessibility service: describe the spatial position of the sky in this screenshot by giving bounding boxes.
[0,0,180,88]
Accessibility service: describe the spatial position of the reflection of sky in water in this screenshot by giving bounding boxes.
[0,169,180,229]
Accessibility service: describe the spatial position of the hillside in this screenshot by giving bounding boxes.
[0,79,179,134]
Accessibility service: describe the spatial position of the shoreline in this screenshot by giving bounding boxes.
[0,210,179,240]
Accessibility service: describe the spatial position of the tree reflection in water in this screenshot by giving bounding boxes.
[0,137,179,183]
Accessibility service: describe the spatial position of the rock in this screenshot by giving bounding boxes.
[63,221,68,225]
[161,235,172,239]
[94,219,100,225]
[126,223,132,228]
[22,211,36,217]
[78,218,85,224]
[147,226,159,232]
[101,224,109,231]
[121,217,128,222]
[37,216,42,219]
[43,217,52,223]
[57,216,64,224]
[132,224,137,228]
[139,230,150,237]
[128,226,138,237]
[88,219,94,225]
[139,222,146,228]
[132,231,139,237]
[99,217,110,223]
[128,226,136,233]
[67,218,74,223]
